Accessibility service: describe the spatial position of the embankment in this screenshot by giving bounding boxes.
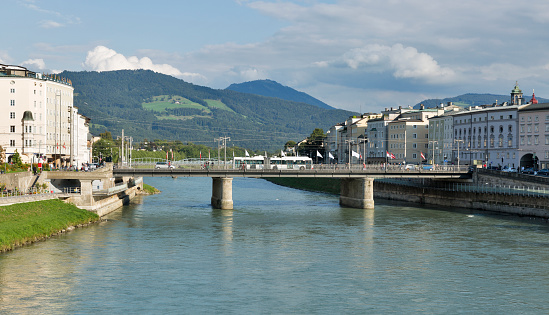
[0,199,100,252]
[266,177,549,218]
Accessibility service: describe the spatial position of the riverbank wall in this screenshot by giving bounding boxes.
[266,175,549,218]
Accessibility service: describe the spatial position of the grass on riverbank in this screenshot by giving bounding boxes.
[142,183,160,194]
[0,199,99,252]
[266,178,340,195]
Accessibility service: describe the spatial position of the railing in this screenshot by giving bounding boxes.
[378,179,549,198]
[123,163,471,173]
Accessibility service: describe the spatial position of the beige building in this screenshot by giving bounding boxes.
[0,63,90,167]
[518,98,549,169]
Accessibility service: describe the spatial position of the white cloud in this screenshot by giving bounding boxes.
[21,58,46,70]
[39,20,63,28]
[83,46,186,77]
[318,44,455,83]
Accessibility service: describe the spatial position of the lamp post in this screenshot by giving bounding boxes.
[345,139,355,165]
[455,139,464,168]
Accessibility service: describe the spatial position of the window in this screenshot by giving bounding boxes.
[535,135,539,145]
[10,126,15,133]
[412,133,417,139]
[527,125,532,133]
[412,143,417,149]
[412,153,417,159]
[10,88,15,93]
[527,135,532,145]
[10,112,15,119]
[413,125,417,129]
[521,124,525,133]
[535,124,539,133]
[10,100,15,106]
[546,136,549,145]
[10,140,15,146]
[521,136,525,145]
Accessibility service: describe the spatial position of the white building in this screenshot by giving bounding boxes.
[0,63,90,167]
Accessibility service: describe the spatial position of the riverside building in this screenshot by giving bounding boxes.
[0,63,91,167]
[517,91,549,169]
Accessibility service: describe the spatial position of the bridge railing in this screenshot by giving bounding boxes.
[379,178,549,198]
[123,163,470,173]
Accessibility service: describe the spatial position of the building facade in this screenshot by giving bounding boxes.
[0,63,90,167]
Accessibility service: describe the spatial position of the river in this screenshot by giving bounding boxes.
[1,177,549,314]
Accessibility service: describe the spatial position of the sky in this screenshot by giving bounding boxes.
[2,0,549,113]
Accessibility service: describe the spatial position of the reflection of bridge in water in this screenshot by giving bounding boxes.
[114,165,472,210]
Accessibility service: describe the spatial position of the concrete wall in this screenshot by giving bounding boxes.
[374,181,549,218]
[0,172,38,191]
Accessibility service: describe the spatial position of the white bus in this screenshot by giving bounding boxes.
[270,156,313,170]
[234,156,267,169]
[234,156,313,170]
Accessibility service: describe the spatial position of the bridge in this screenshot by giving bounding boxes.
[114,165,472,210]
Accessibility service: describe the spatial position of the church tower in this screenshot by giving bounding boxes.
[510,81,523,105]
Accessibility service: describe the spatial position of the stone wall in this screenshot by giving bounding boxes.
[374,181,549,218]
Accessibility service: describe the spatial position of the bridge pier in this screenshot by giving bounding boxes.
[339,177,374,209]
[211,177,233,210]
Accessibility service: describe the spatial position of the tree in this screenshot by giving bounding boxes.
[99,131,113,140]
[285,140,296,149]
[298,128,326,157]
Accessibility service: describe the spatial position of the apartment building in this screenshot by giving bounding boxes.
[518,94,549,169]
[0,63,90,167]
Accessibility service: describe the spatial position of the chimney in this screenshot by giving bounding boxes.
[420,104,425,110]
[447,102,453,106]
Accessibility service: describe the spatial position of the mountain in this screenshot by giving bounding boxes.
[414,93,548,109]
[226,79,334,110]
[61,70,355,151]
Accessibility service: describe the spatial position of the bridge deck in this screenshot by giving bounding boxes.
[114,168,471,179]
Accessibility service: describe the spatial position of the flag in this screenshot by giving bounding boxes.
[352,150,360,158]
[245,150,250,157]
[209,150,211,160]
[391,152,396,159]
[63,142,66,149]
[316,150,323,158]
[329,152,334,159]
[166,150,168,160]
[171,149,174,160]
[387,151,395,159]
[200,151,202,159]
[281,150,286,157]
[421,152,426,160]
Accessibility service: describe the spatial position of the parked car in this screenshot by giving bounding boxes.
[155,162,175,169]
[501,167,517,173]
[421,164,434,170]
[522,167,535,174]
[404,164,417,170]
[537,169,549,176]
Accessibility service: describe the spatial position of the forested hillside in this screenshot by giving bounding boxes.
[226,79,334,110]
[61,70,355,150]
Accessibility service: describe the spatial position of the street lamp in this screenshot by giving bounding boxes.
[455,139,464,168]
